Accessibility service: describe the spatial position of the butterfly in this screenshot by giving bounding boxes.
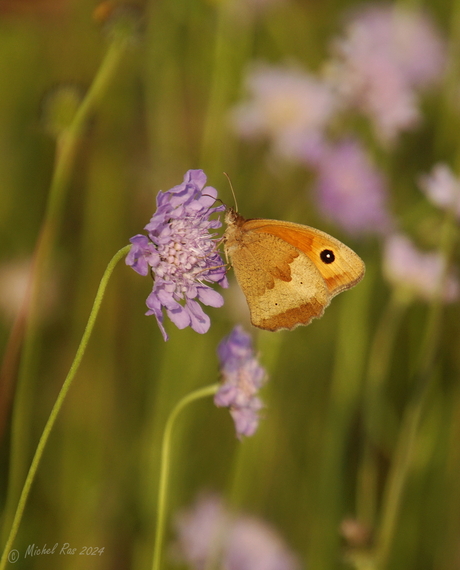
[223,208,365,331]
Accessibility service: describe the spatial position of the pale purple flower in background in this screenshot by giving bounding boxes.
[172,494,301,570]
[172,494,230,569]
[226,517,300,570]
[327,4,446,144]
[126,170,228,341]
[343,5,445,89]
[231,63,338,161]
[383,234,459,302]
[215,326,267,439]
[418,163,460,218]
[312,139,392,236]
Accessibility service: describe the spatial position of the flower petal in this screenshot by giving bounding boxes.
[185,169,207,189]
[230,406,260,439]
[166,303,191,330]
[145,292,169,341]
[126,235,153,276]
[196,287,224,307]
[186,299,211,334]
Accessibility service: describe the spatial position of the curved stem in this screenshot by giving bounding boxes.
[0,36,130,408]
[0,245,130,570]
[0,36,131,530]
[151,383,219,570]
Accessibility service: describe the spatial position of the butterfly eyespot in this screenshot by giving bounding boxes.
[320,249,335,264]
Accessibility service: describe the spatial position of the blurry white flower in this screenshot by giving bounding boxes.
[418,163,460,218]
[0,259,32,321]
[0,259,60,322]
[231,63,338,161]
[172,494,230,568]
[226,516,300,570]
[383,234,458,302]
[172,494,301,570]
[327,5,446,145]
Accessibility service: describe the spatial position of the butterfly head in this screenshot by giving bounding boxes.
[224,207,245,228]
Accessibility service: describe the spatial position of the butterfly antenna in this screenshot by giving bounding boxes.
[223,172,238,212]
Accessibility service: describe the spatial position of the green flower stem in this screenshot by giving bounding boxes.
[225,330,282,512]
[435,0,460,152]
[0,35,131,541]
[309,284,371,570]
[151,383,220,570]
[375,209,458,569]
[374,396,423,570]
[356,291,409,528]
[1,35,130,393]
[0,245,130,570]
[47,38,129,222]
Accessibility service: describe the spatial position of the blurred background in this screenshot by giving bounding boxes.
[0,0,459,568]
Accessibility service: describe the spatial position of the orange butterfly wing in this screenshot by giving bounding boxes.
[241,218,365,296]
[223,210,365,331]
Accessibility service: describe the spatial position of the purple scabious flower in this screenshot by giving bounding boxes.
[230,63,338,161]
[311,138,392,236]
[214,326,267,439]
[172,494,301,570]
[383,234,459,302]
[125,170,228,341]
[327,5,446,145]
[418,163,460,219]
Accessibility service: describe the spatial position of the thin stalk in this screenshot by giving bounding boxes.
[0,245,130,570]
[151,383,219,570]
[375,208,458,568]
[0,35,130,537]
[356,291,408,528]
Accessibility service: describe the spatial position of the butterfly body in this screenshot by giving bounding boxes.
[223,208,365,331]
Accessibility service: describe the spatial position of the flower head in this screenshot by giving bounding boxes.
[327,5,446,144]
[215,326,267,438]
[418,163,460,218]
[230,63,338,161]
[126,170,228,341]
[312,139,392,236]
[383,234,459,302]
[172,494,300,570]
